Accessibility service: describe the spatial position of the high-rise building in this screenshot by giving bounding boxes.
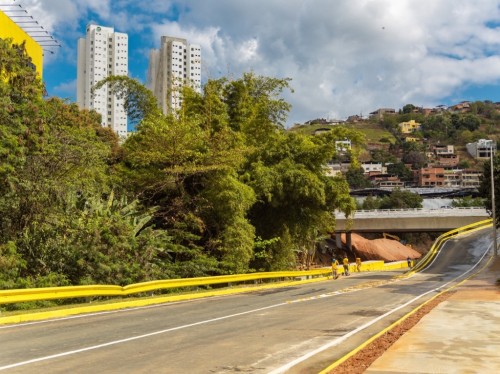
[147,36,201,114]
[77,24,128,137]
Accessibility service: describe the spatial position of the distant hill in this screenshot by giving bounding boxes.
[290,100,500,171]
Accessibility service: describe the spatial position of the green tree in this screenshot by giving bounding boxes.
[0,40,176,290]
[345,166,373,189]
[402,150,427,169]
[370,149,396,164]
[421,114,452,140]
[402,104,416,114]
[387,162,413,181]
[0,38,45,210]
[451,196,485,208]
[360,195,380,210]
[459,114,481,132]
[113,73,357,273]
[379,189,423,209]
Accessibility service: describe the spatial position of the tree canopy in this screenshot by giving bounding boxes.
[0,40,358,298]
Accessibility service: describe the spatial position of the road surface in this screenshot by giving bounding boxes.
[0,228,492,373]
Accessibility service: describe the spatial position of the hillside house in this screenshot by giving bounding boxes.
[466,139,496,159]
[369,174,404,188]
[324,162,350,177]
[435,154,459,167]
[449,101,471,113]
[398,120,422,134]
[460,169,482,188]
[415,167,445,187]
[361,162,387,175]
[433,144,454,155]
[346,115,363,123]
[443,170,461,188]
[335,140,352,153]
[402,136,420,143]
[369,108,396,120]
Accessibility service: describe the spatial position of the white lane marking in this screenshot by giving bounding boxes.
[0,302,288,371]
[0,275,395,370]
[0,273,395,330]
[268,240,492,374]
[3,238,489,372]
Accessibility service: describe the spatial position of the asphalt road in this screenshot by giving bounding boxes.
[0,228,492,374]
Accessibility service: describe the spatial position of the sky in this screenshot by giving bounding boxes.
[5,0,500,127]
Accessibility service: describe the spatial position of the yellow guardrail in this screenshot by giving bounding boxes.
[2,219,491,306]
[1,261,409,305]
[0,270,332,305]
[319,217,494,374]
[411,218,492,273]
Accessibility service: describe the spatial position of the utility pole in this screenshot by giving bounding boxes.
[491,144,497,256]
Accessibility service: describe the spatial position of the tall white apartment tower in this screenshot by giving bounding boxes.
[147,36,201,114]
[77,24,128,137]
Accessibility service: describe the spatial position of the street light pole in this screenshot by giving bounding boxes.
[491,144,497,256]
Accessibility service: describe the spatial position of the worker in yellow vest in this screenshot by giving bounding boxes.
[331,258,339,279]
[356,257,362,272]
[343,256,350,276]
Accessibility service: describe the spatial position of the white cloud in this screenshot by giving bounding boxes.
[15,0,110,32]
[18,0,500,125]
[52,79,76,97]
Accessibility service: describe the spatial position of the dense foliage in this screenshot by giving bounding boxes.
[359,189,423,210]
[0,40,358,292]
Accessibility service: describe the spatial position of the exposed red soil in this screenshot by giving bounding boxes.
[341,233,422,261]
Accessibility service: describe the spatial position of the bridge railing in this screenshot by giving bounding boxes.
[335,207,489,218]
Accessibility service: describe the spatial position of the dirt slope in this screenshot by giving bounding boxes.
[341,233,422,261]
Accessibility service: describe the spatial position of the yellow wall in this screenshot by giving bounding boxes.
[0,10,43,77]
[398,119,421,134]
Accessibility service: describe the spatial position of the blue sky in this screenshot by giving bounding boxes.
[6,0,500,126]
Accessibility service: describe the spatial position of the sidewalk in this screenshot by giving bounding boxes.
[366,257,500,373]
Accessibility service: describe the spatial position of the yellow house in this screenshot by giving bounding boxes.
[0,10,43,77]
[398,119,421,134]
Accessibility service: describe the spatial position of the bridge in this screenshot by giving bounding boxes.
[334,207,490,233]
[349,187,480,198]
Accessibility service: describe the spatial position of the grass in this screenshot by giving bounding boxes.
[288,122,396,145]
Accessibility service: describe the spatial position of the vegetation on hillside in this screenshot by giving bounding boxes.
[0,39,363,297]
[294,101,500,184]
[358,189,423,210]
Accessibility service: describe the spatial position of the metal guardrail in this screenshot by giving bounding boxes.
[0,270,332,305]
[0,219,492,306]
[411,218,492,272]
[0,262,410,305]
